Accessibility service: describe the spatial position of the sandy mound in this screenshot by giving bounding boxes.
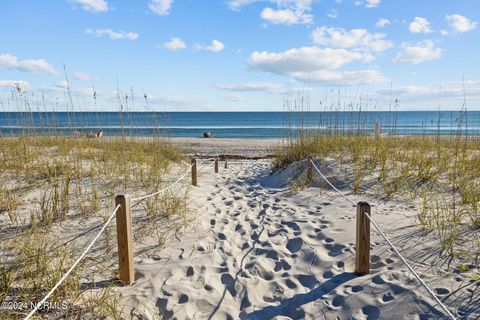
[261,159,351,191]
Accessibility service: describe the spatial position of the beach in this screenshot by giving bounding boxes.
[3,1,480,318]
[164,137,281,158]
[0,135,478,319]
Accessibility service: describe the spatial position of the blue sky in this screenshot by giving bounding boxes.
[0,0,479,111]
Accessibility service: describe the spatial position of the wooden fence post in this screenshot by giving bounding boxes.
[375,122,381,139]
[224,158,228,169]
[307,156,313,184]
[214,157,219,173]
[355,201,371,275]
[191,158,197,186]
[115,194,134,284]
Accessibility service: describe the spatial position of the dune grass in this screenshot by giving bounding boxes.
[275,131,480,267]
[0,134,190,319]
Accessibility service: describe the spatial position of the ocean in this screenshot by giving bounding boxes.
[1,111,479,138]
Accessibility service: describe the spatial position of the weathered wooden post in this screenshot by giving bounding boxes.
[224,158,228,169]
[115,194,134,284]
[214,157,219,173]
[375,122,381,139]
[355,202,371,275]
[191,158,197,186]
[307,156,313,184]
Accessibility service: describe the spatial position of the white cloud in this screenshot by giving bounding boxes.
[228,0,316,25]
[163,37,187,50]
[227,0,258,10]
[366,0,380,8]
[440,29,449,36]
[0,80,31,91]
[148,95,209,109]
[446,14,477,33]
[377,81,480,101]
[409,17,432,34]
[149,0,173,16]
[0,54,57,75]
[220,94,246,102]
[73,71,92,81]
[69,0,108,13]
[327,9,338,19]
[261,7,313,25]
[311,26,393,53]
[195,40,225,53]
[215,82,285,93]
[248,47,368,72]
[393,40,443,64]
[376,18,390,28]
[85,28,139,40]
[42,83,96,98]
[247,46,386,85]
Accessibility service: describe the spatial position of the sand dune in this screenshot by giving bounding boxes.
[111,159,477,320]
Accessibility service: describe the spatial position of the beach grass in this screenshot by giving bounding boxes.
[275,132,480,265]
[0,134,190,318]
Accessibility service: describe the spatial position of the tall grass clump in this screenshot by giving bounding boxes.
[0,81,190,318]
[276,89,480,263]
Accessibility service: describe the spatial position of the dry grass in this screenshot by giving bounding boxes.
[0,135,190,319]
[276,133,480,265]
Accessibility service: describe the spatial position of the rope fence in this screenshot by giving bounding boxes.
[22,157,212,320]
[24,204,122,320]
[131,162,194,204]
[308,158,456,320]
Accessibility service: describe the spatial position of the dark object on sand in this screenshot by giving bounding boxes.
[203,132,213,138]
[73,130,104,138]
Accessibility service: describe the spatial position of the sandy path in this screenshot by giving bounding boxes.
[121,160,460,320]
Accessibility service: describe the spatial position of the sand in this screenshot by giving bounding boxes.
[3,138,476,319]
[164,137,281,158]
[114,158,476,320]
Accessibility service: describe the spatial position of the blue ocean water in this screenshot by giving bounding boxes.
[0,111,479,138]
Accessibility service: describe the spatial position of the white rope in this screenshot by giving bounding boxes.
[310,160,356,206]
[131,163,194,203]
[309,159,457,320]
[24,204,122,320]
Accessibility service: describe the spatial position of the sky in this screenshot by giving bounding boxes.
[0,0,479,111]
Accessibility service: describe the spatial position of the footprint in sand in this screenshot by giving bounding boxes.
[178,294,189,304]
[346,285,363,294]
[286,237,303,253]
[324,237,334,244]
[282,220,300,232]
[324,241,346,257]
[274,259,291,272]
[361,305,380,320]
[221,273,237,297]
[434,287,450,296]
[334,261,345,270]
[330,295,345,309]
[297,274,318,289]
[204,284,213,292]
[381,292,394,303]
